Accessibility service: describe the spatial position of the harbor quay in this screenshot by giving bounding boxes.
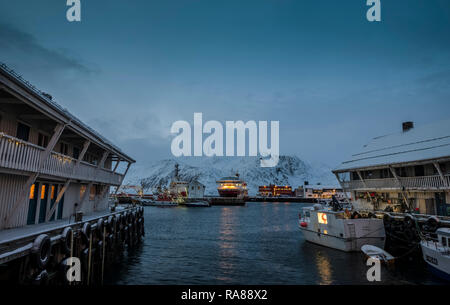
[1,0,450,287]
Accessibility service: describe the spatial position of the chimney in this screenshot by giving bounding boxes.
[402,121,414,132]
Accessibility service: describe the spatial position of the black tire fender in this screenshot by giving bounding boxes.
[82,222,91,246]
[32,234,51,269]
[96,218,104,239]
[61,227,73,255]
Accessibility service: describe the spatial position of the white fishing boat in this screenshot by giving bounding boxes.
[299,204,386,252]
[420,228,450,281]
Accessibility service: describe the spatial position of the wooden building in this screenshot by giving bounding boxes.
[0,63,135,230]
[333,121,450,215]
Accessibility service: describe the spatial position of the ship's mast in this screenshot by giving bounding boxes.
[174,163,179,181]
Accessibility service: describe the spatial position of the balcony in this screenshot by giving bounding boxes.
[0,133,124,186]
[341,175,450,191]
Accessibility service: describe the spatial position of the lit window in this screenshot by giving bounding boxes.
[51,185,55,200]
[40,185,46,200]
[29,184,35,200]
[318,212,327,224]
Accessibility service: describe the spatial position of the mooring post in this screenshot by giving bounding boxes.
[102,226,106,285]
[70,229,74,286]
[87,231,92,285]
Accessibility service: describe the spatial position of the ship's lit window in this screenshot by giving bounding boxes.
[51,185,55,200]
[29,184,35,200]
[318,212,327,224]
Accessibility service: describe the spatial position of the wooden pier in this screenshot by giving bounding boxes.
[0,205,144,284]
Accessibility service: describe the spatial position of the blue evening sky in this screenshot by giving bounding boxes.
[0,0,449,167]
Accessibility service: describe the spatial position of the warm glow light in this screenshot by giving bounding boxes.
[29,184,35,200]
[41,185,46,200]
[318,212,327,224]
[51,185,55,200]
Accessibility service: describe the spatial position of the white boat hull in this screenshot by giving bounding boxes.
[300,227,385,252]
[420,241,450,281]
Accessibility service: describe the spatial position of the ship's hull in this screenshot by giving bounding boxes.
[218,189,244,197]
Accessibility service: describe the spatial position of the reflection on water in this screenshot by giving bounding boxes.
[105,203,441,285]
[315,252,333,285]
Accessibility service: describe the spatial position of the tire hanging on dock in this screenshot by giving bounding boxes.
[61,227,73,255]
[32,234,51,269]
[82,222,91,247]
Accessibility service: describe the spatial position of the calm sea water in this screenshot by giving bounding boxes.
[105,202,442,285]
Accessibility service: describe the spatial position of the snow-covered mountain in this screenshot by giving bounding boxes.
[124,156,338,195]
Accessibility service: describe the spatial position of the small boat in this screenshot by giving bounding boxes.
[420,228,450,281]
[361,244,395,265]
[154,201,178,207]
[184,201,210,207]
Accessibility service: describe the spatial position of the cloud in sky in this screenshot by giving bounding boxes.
[1,1,450,167]
[0,23,93,76]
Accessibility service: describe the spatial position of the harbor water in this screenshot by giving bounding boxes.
[105,202,443,285]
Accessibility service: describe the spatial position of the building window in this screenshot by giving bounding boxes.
[40,185,46,200]
[80,185,87,200]
[60,143,69,155]
[89,185,96,201]
[414,165,425,177]
[51,185,55,200]
[38,133,49,147]
[16,122,30,141]
[29,184,36,200]
[73,147,80,160]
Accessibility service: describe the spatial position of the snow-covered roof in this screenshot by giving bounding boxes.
[334,120,450,172]
[189,180,205,187]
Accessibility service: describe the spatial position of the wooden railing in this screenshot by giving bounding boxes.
[342,174,450,191]
[0,133,123,185]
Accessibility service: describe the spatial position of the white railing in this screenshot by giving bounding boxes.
[342,174,450,191]
[0,133,123,185]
